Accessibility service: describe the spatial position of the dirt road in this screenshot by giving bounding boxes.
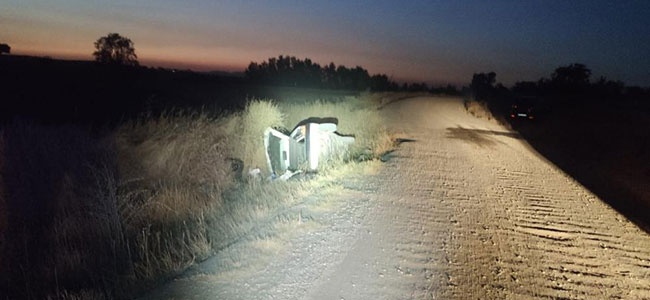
[143,97,650,299]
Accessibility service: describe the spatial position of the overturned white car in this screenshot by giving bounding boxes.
[263,117,355,178]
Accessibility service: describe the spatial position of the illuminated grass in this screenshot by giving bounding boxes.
[0,92,403,299]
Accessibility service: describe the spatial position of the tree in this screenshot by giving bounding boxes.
[470,72,496,99]
[92,33,138,66]
[407,82,429,92]
[370,74,391,91]
[551,63,591,87]
[0,43,10,55]
[592,76,624,101]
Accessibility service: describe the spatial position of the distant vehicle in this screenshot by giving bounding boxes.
[510,96,541,120]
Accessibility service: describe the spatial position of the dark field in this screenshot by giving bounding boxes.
[514,103,650,231]
[0,55,358,127]
[473,94,650,233]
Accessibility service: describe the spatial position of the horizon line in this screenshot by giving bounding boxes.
[7,50,466,87]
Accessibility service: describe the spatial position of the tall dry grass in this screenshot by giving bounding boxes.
[114,112,232,290]
[223,100,284,174]
[0,92,396,299]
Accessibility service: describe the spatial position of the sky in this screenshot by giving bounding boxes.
[2,0,650,86]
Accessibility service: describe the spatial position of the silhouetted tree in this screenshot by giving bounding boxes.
[244,55,397,91]
[551,63,591,86]
[245,62,262,82]
[549,63,591,95]
[592,76,625,101]
[468,63,650,113]
[445,84,459,95]
[408,82,429,92]
[470,72,497,100]
[336,65,351,89]
[370,74,391,91]
[430,84,459,95]
[0,43,10,54]
[322,62,338,88]
[93,33,138,66]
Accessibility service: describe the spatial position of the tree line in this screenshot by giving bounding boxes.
[85,33,459,93]
[471,63,650,105]
[245,55,459,93]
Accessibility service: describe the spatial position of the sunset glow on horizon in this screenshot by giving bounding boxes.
[3,0,650,86]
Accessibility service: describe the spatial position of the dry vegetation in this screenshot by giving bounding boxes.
[0,92,399,299]
[463,99,493,120]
